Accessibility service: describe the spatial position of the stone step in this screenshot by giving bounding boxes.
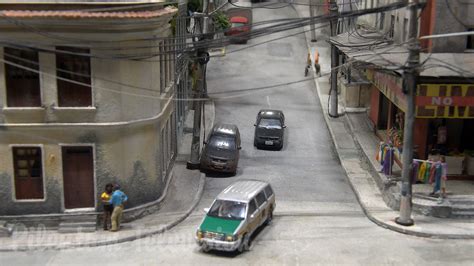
[448,197,474,205]
[60,214,97,223]
[58,226,96,234]
[451,210,474,219]
[58,222,96,234]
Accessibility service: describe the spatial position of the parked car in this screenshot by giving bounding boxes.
[195,180,276,253]
[225,16,250,44]
[200,123,241,175]
[254,109,286,150]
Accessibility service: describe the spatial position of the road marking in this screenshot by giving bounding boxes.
[266,95,271,107]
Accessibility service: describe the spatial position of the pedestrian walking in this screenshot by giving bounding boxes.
[109,184,128,232]
[101,183,114,230]
[304,48,321,77]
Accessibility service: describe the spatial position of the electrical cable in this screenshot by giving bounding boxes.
[0,0,409,52]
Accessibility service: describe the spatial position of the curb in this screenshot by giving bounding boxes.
[0,173,206,252]
[294,5,474,240]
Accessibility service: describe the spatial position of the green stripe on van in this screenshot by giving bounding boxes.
[200,215,242,234]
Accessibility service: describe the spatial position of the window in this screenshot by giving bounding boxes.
[4,48,41,107]
[256,191,266,207]
[389,15,395,39]
[403,18,409,42]
[248,199,257,217]
[379,12,385,30]
[159,41,165,93]
[12,147,44,200]
[208,200,247,220]
[264,186,274,198]
[467,29,474,50]
[56,47,92,107]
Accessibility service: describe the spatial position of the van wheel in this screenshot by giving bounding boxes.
[238,234,250,253]
[200,243,210,253]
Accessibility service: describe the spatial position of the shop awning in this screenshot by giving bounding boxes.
[331,31,474,119]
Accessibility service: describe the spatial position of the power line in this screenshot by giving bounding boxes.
[0,0,409,55]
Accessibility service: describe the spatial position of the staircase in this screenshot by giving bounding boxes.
[58,214,97,233]
[413,194,474,219]
[450,196,474,218]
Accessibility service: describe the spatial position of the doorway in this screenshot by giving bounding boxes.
[62,146,95,209]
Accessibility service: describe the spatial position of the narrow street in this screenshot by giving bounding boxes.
[1,4,473,265]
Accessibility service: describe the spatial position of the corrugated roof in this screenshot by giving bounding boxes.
[0,6,177,19]
[331,32,474,78]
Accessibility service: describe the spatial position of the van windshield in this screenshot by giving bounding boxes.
[209,135,236,150]
[208,200,247,220]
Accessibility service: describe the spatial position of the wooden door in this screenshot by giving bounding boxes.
[62,146,94,209]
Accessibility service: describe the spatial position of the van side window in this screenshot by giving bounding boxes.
[264,186,274,198]
[256,191,266,207]
[248,199,257,216]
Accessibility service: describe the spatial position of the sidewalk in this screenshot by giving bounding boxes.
[292,4,474,239]
[0,102,214,251]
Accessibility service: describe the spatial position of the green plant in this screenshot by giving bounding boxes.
[188,0,202,12]
[212,11,230,30]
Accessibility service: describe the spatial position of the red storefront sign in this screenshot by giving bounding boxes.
[367,69,474,118]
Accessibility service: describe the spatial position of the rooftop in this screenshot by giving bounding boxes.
[217,180,269,202]
[0,6,176,19]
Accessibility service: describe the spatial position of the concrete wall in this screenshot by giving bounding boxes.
[340,81,371,108]
[0,105,175,215]
[357,0,471,52]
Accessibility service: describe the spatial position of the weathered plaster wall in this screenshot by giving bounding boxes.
[0,109,174,215]
[0,26,171,124]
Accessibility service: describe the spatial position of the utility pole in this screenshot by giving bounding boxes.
[395,0,420,226]
[187,0,210,170]
[329,0,339,117]
[309,0,317,42]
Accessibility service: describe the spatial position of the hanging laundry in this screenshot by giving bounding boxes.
[411,161,419,184]
[428,163,437,184]
[424,162,432,183]
[418,161,427,182]
[382,147,394,176]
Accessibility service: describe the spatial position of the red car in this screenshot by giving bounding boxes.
[225,16,250,44]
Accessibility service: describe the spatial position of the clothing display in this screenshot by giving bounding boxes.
[412,159,448,186]
[377,143,395,176]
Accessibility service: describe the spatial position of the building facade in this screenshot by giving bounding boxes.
[334,0,474,178]
[0,0,189,221]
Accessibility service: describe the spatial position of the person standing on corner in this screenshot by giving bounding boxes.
[110,184,128,232]
[101,183,114,231]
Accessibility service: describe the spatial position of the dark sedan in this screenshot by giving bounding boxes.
[253,110,285,150]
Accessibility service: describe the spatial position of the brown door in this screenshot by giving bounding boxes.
[62,146,94,209]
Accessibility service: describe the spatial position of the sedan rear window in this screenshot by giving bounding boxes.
[208,200,247,220]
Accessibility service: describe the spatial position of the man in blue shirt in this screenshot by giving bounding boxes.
[109,184,128,232]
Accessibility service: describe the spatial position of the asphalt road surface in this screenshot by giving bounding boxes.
[2,4,473,266]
